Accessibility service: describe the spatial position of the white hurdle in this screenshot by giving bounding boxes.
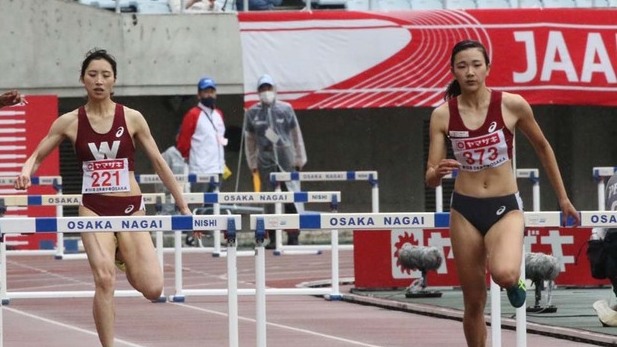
[0,214,240,303]
[167,191,341,302]
[269,170,379,254]
[250,211,583,347]
[0,214,241,347]
[592,166,617,210]
[0,176,64,256]
[135,173,222,251]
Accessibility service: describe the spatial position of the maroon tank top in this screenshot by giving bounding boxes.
[447,91,514,172]
[74,103,135,171]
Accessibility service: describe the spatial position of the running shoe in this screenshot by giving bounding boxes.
[506,279,526,308]
[592,299,617,327]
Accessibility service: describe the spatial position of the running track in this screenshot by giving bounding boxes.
[2,248,598,346]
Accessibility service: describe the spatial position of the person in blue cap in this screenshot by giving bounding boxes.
[244,74,307,248]
[177,76,228,246]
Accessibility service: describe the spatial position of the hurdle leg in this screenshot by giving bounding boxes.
[490,278,501,347]
[328,229,342,300]
[154,230,166,302]
[227,239,239,347]
[256,240,267,347]
[516,248,527,347]
[54,191,65,260]
[212,201,223,257]
[0,241,6,305]
[274,201,283,254]
[170,230,185,302]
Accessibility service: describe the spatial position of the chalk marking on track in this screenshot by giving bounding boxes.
[174,303,385,347]
[8,260,92,285]
[3,306,145,347]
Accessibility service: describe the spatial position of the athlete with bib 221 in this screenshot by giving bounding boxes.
[14,49,194,347]
[425,40,579,347]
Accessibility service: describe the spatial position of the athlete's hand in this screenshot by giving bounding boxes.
[14,174,31,190]
[435,159,460,178]
[180,207,202,239]
[560,199,580,227]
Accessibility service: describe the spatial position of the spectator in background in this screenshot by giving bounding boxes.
[169,0,222,12]
[0,90,24,108]
[177,77,228,245]
[154,134,188,215]
[235,0,282,11]
[243,74,307,248]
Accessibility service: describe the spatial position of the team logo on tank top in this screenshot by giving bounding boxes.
[115,126,125,138]
[88,141,121,160]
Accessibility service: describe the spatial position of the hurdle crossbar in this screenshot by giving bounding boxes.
[0,176,65,257]
[135,173,220,185]
[0,193,166,258]
[270,170,378,255]
[0,176,62,188]
[167,191,341,302]
[0,215,241,302]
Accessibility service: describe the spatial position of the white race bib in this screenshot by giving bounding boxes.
[451,130,509,172]
[82,158,131,194]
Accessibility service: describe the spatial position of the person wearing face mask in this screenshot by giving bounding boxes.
[244,74,307,248]
[177,77,228,245]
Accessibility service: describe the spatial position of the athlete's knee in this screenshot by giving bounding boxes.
[141,282,163,301]
[491,267,519,288]
[93,267,117,293]
[462,286,487,312]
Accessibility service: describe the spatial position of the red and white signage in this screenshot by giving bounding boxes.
[354,227,608,289]
[0,96,59,249]
[239,9,617,109]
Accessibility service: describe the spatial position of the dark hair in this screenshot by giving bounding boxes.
[80,48,117,80]
[443,40,490,101]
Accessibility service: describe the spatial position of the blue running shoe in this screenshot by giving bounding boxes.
[506,279,526,308]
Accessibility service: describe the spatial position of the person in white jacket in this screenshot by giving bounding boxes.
[177,77,227,246]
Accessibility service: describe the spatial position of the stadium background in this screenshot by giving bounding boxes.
[1,0,616,216]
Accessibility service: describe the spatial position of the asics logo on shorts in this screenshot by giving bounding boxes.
[115,126,125,138]
[124,205,135,214]
[488,121,497,133]
[496,205,506,216]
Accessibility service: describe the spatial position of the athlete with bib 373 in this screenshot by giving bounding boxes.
[425,40,579,347]
[14,49,192,347]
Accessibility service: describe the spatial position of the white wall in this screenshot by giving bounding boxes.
[0,0,244,96]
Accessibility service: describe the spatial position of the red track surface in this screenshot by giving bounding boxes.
[1,249,598,346]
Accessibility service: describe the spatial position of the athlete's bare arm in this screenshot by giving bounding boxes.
[505,92,579,225]
[426,104,460,188]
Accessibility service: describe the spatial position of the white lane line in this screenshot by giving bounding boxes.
[173,303,385,347]
[3,306,145,347]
